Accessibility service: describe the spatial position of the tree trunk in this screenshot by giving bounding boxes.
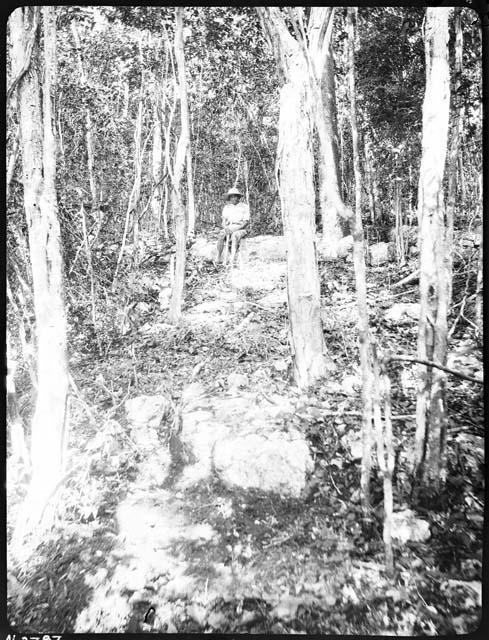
[414,7,451,500]
[347,6,374,515]
[168,7,189,323]
[364,130,377,224]
[446,7,463,306]
[308,7,350,257]
[257,7,331,387]
[71,21,98,219]
[186,146,196,237]
[151,105,163,232]
[10,6,69,551]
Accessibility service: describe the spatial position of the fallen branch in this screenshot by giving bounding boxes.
[391,268,420,289]
[386,355,483,385]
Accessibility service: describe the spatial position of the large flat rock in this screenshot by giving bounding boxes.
[177,384,313,497]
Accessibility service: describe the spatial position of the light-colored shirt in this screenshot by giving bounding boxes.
[222,202,250,227]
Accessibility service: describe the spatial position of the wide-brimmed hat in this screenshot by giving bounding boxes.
[226,187,243,198]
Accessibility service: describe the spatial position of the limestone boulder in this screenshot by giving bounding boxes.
[258,288,287,308]
[190,236,217,262]
[391,509,431,544]
[384,302,420,324]
[316,234,353,261]
[213,427,312,497]
[125,395,170,449]
[243,235,286,261]
[368,242,394,266]
[177,388,313,497]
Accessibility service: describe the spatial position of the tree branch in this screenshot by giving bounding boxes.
[386,354,483,385]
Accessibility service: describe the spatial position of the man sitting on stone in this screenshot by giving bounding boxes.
[216,186,250,265]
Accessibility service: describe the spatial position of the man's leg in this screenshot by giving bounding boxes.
[231,229,247,265]
[216,230,227,263]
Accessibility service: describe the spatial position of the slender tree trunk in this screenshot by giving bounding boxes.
[71,21,98,218]
[308,8,350,257]
[446,7,463,306]
[475,239,483,334]
[186,147,196,237]
[364,131,376,224]
[372,343,395,577]
[414,7,452,500]
[174,12,195,239]
[168,7,189,323]
[151,103,163,232]
[257,7,331,387]
[10,6,69,552]
[347,6,374,515]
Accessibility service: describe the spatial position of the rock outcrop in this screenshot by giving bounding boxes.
[177,383,313,497]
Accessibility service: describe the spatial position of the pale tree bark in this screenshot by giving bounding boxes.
[347,7,374,515]
[372,343,395,577]
[10,6,69,554]
[186,145,196,237]
[414,7,452,499]
[132,54,145,263]
[308,8,345,253]
[175,13,195,239]
[168,7,189,323]
[257,7,332,387]
[446,7,463,306]
[151,100,164,232]
[112,62,153,288]
[71,21,98,219]
[363,129,377,224]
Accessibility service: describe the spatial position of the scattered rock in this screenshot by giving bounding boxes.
[227,372,249,391]
[75,592,132,632]
[341,374,362,395]
[384,302,420,324]
[189,300,227,315]
[368,242,394,266]
[337,234,354,257]
[179,393,313,497]
[272,358,289,373]
[164,575,198,601]
[214,427,313,497]
[391,509,431,544]
[186,603,208,626]
[125,395,169,430]
[158,286,172,310]
[340,431,363,461]
[207,610,228,629]
[243,235,286,261]
[181,522,216,542]
[190,236,216,262]
[129,589,154,605]
[258,289,287,308]
[125,395,170,449]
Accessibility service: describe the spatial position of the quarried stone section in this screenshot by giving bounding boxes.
[177,386,313,497]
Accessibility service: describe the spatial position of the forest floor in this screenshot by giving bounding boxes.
[7,233,484,635]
